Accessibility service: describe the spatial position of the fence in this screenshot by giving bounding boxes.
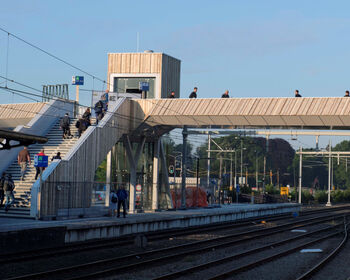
[40,181,121,218]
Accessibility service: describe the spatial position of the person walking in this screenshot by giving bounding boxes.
[3,174,15,212]
[82,108,91,127]
[168,91,176,98]
[117,186,128,218]
[51,152,62,161]
[221,90,230,98]
[94,100,104,124]
[0,173,5,207]
[189,87,198,98]
[18,146,31,181]
[294,90,302,97]
[344,90,349,97]
[102,89,109,111]
[60,113,71,139]
[35,149,46,180]
[109,189,118,217]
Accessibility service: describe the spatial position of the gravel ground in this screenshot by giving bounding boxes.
[0,212,346,279]
[230,236,343,280]
[101,221,341,280]
[309,231,350,280]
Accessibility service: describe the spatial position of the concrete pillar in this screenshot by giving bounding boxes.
[152,139,160,210]
[105,150,112,207]
[124,135,146,213]
[160,138,173,209]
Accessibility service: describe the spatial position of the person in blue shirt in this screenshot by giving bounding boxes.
[117,186,128,218]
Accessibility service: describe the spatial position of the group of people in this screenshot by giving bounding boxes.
[168,87,350,99]
[168,87,231,99]
[109,186,128,218]
[59,89,109,139]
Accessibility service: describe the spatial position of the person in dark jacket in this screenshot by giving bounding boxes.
[51,152,62,161]
[82,108,91,126]
[3,174,15,212]
[221,90,229,98]
[117,186,128,218]
[78,118,88,138]
[0,173,5,207]
[344,90,349,97]
[168,91,176,98]
[295,90,302,97]
[189,87,198,98]
[94,100,104,124]
[60,113,71,139]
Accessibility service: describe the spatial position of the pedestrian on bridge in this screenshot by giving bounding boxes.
[35,149,46,180]
[221,90,230,98]
[189,87,198,98]
[168,91,176,98]
[294,90,302,97]
[60,113,72,139]
[344,91,349,97]
[3,174,15,213]
[18,146,31,181]
[117,186,128,218]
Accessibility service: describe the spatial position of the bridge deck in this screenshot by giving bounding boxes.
[133,97,350,129]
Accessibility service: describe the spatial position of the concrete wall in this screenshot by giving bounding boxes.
[65,203,300,243]
[0,99,75,175]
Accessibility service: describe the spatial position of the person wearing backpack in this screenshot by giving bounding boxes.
[117,186,128,218]
[3,174,15,212]
[94,100,104,125]
[0,173,5,207]
[109,189,118,217]
[60,113,71,139]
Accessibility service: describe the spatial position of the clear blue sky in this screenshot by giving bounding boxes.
[1,1,350,149]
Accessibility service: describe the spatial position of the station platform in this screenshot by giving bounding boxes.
[0,203,299,254]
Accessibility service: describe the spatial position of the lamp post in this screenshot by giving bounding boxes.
[326,140,332,206]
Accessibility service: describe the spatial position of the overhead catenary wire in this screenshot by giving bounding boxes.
[0,26,107,88]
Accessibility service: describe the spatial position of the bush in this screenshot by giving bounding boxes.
[265,184,279,195]
[301,190,314,203]
[343,189,350,202]
[315,191,328,204]
[332,190,344,203]
[240,185,252,194]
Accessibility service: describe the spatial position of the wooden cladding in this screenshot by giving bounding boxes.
[107,52,181,98]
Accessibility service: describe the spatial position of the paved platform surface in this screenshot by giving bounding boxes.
[0,203,298,233]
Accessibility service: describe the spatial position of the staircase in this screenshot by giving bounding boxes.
[1,118,81,217]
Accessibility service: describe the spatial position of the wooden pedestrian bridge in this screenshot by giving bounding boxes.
[1,96,350,219]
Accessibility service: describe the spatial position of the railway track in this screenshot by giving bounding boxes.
[5,208,350,280]
[1,205,348,265]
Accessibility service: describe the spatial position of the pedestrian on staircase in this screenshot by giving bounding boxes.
[35,149,46,180]
[3,174,15,212]
[82,108,91,127]
[51,152,61,161]
[18,146,31,181]
[0,173,5,207]
[77,118,88,138]
[94,100,104,125]
[60,113,72,139]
